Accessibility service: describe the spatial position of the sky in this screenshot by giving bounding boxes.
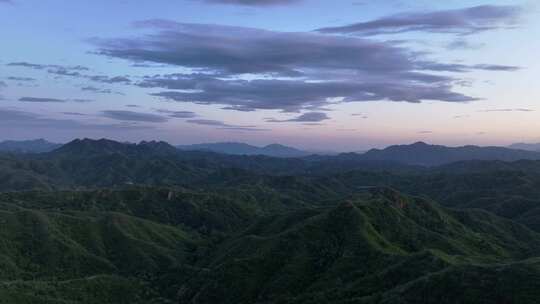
[0,0,538,151]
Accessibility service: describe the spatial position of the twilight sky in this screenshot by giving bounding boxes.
[0,0,538,151]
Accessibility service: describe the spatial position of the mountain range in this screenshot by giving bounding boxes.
[177,142,312,157]
[510,142,540,152]
[2,138,540,302]
[0,139,61,153]
[361,141,540,166]
[4,139,540,167]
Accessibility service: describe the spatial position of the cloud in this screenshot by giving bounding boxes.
[19,97,66,103]
[186,119,268,131]
[0,82,4,101]
[351,113,369,119]
[470,64,520,72]
[446,39,485,50]
[199,0,300,6]
[7,62,89,72]
[7,76,36,82]
[168,111,197,118]
[317,5,522,35]
[414,62,519,73]
[87,75,131,84]
[150,77,478,112]
[478,108,534,112]
[98,21,464,77]
[19,97,92,103]
[7,62,131,86]
[82,86,110,93]
[89,20,520,112]
[81,86,123,95]
[48,68,84,77]
[0,108,153,131]
[62,112,88,116]
[221,106,256,112]
[266,112,330,123]
[101,110,169,123]
[219,127,270,131]
[153,109,197,118]
[186,119,230,126]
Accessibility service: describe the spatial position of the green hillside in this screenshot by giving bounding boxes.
[177,189,540,303]
[0,195,200,303]
[2,140,540,302]
[1,186,540,303]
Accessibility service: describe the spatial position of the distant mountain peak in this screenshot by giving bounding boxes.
[177,142,310,158]
[0,138,62,153]
[509,142,540,152]
[53,138,178,156]
[362,142,540,166]
[411,141,430,147]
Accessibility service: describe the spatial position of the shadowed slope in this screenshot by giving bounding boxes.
[177,189,540,303]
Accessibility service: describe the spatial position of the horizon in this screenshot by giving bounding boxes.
[1,0,539,151]
[1,137,538,153]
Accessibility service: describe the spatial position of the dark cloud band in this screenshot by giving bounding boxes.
[101,110,169,123]
[266,112,330,123]
[90,19,519,112]
[186,119,268,131]
[19,97,66,103]
[317,5,522,35]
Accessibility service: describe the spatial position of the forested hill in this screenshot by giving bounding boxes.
[362,141,540,166]
[2,138,540,303]
[2,186,540,303]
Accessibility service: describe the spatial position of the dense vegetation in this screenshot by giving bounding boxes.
[2,138,540,303]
